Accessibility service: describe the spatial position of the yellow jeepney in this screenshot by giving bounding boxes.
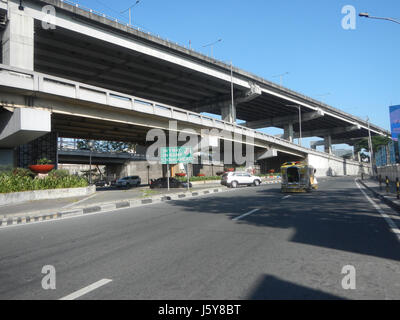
[280,161,318,193]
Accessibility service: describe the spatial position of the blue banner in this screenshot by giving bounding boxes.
[390,105,400,141]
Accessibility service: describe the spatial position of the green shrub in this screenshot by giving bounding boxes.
[0,171,88,194]
[13,167,34,178]
[48,169,70,178]
[37,158,52,165]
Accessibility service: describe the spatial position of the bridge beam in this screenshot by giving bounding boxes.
[293,125,361,139]
[0,107,51,148]
[310,137,363,148]
[2,3,34,70]
[245,109,324,129]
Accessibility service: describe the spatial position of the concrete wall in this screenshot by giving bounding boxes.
[119,161,163,184]
[58,164,106,176]
[0,185,96,206]
[308,154,368,177]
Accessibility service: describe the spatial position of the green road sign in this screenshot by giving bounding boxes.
[160,147,193,164]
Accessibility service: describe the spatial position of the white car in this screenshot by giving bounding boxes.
[221,172,262,188]
[116,176,141,188]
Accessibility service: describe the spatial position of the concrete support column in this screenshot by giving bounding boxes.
[324,135,332,154]
[356,152,361,162]
[221,103,236,124]
[2,6,34,70]
[283,123,294,142]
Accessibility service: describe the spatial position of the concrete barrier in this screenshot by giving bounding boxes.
[0,185,96,206]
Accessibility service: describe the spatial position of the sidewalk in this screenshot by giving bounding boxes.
[359,178,400,212]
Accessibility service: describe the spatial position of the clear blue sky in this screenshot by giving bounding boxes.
[74,0,399,139]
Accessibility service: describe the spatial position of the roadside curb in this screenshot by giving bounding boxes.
[358,179,400,212]
[0,186,231,228]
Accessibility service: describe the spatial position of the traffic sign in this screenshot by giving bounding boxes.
[160,147,193,164]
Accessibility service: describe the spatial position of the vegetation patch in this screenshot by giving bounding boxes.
[0,169,89,194]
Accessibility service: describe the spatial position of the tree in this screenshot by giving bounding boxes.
[354,135,392,154]
[77,139,137,153]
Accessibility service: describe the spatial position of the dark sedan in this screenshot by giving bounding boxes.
[150,177,192,189]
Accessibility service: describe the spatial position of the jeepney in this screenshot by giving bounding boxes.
[280,161,318,193]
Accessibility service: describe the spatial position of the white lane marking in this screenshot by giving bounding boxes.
[61,194,98,209]
[355,179,400,243]
[282,195,291,200]
[59,279,113,300]
[233,209,260,221]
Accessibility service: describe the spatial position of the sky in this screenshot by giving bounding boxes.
[72,0,399,148]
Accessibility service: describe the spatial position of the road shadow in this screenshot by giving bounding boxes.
[167,182,400,261]
[247,274,346,300]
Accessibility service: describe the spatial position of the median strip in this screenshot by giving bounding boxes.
[0,186,236,229]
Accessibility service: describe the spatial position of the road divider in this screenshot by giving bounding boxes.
[0,186,233,229]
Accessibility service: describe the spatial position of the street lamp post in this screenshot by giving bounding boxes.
[202,39,222,58]
[272,72,289,87]
[121,0,141,26]
[298,105,302,146]
[230,60,235,123]
[88,140,93,185]
[366,117,374,176]
[359,12,400,25]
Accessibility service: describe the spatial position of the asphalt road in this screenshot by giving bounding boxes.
[0,176,399,300]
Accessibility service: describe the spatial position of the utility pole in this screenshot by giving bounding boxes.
[367,117,374,176]
[230,61,235,124]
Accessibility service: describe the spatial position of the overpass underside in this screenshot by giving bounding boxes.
[0,0,381,176]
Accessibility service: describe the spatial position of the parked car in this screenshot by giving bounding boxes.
[95,180,107,187]
[150,177,192,189]
[116,176,141,188]
[221,172,262,188]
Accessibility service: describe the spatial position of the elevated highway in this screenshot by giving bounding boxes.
[0,0,388,176]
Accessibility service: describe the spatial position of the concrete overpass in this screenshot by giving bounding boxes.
[0,0,389,176]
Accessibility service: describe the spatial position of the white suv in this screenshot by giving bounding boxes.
[221,172,262,188]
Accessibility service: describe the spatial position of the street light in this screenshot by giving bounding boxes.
[88,140,94,185]
[202,39,222,58]
[121,0,141,26]
[286,104,302,146]
[272,72,289,87]
[359,12,400,25]
[366,117,374,176]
